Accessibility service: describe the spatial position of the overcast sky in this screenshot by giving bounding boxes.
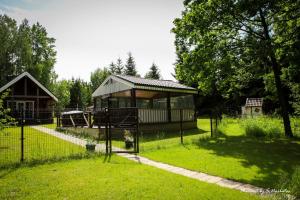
[0,0,184,81]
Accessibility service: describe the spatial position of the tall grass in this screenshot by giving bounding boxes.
[241,117,284,138]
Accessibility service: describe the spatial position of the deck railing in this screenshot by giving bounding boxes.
[138,108,195,124]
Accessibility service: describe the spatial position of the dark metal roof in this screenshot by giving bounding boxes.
[245,98,263,107]
[114,75,197,91]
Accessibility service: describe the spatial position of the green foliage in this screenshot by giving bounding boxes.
[0,91,14,129]
[144,63,161,79]
[90,67,110,92]
[241,117,284,138]
[108,62,116,74]
[0,15,57,89]
[53,80,71,112]
[115,57,124,74]
[275,166,300,199]
[124,52,139,76]
[172,0,300,115]
[67,78,92,109]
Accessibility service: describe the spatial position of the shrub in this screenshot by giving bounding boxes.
[241,117,284,138]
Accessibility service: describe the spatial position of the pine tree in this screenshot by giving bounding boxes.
[124,52,138,76]
[109,62,116,74]
[115,57,123,74]
[145,63,161,79]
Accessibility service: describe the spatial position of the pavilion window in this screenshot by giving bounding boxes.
[171,95,194,109]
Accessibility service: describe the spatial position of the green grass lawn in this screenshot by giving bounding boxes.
[42,123,56,130]
[0,155,263,200]
[0,126,85,167]
[139,118,300,189]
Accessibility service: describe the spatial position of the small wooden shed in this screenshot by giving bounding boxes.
[92,75,198,132]
[242,98,263,116]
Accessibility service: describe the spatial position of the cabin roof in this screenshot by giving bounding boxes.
[245,98,263,107]
[0,72,58,102]
[92,74,197,98]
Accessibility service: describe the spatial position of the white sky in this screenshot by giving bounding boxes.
[0,0,184,81]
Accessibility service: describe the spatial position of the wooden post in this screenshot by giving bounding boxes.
[131,89,136,108]
[94,98,97,111]
[149,99,153,109]
[88,112,92,128]
[167,92,171,122]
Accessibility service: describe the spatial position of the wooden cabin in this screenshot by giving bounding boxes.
[0,72,58,124]
[92,75,198,132]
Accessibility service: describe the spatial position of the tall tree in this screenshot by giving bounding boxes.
[0,15,57,90]
[68,78,83,109]
[0,15,18,86]
[115,57,124,74]
[90,67,110,92]
[109,62,116,74]
[144,63,161,79]
[124,52,138,76]
[53,80,71,112]
[173,0,300,137]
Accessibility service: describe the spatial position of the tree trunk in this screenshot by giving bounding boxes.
[259,9,293,137]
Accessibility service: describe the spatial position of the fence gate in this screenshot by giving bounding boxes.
[94,107,139,154]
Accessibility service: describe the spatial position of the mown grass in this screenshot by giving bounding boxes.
[0,126,85,167]
[0,155,263,200]
[139,118,300,189]
[42,123,56,130]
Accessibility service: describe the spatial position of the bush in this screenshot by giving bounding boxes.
[241,117,284,138]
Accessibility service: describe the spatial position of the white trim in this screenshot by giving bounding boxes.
[92,74,197,97]
[0,72,58,102]
[92,75,134,97]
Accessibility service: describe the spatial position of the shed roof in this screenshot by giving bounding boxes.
[0,72,58,102]
[245,98,263,107]
[92,75,197,98]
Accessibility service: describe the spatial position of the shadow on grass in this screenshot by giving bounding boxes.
[192,131,300,188]
[0,152,103,171]
[139,128,208,142]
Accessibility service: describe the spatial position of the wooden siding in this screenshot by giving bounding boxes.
[138,109,168,123]
[138,109,194,124]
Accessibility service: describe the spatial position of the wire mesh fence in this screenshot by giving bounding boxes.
[0,114,92,168]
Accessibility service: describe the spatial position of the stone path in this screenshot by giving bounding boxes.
[32,126,263,194]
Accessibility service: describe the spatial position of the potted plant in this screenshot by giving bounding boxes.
[85,139,96,151]
[123,130,134,149]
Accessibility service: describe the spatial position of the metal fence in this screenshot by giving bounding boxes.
[0,117,88,168]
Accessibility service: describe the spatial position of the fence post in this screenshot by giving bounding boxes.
[136,108,139,153]
[102,109,108,154]
[210,112,213,137]
[20,109,24,162]
[180,109,183,144]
